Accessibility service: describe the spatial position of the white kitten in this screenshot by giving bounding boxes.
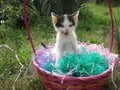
[51,11,79,62]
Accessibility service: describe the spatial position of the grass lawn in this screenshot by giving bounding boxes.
[0,2,120,90]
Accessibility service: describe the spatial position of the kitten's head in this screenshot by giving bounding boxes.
[51,11,79,35]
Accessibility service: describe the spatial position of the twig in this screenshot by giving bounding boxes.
[0,45,24,90]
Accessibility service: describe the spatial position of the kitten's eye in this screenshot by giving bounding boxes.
[59,24,64,27]
[69,25,73,27]
[55,23,64,27]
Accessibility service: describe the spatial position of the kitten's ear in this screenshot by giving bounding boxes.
[71,11,79,22]
[51,12,58,24]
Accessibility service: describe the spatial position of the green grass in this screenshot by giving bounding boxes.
[0,2,120,90]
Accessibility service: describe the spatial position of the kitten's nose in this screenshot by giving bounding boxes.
[65,30,68,32]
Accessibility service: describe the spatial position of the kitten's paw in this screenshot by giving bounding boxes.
[75,45,80,53]
[52,47,63,63]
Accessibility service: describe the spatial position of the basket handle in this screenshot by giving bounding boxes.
[107,0,114,51]
[23,0,36,55]
[23,0,114,54]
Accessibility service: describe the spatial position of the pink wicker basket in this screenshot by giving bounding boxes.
[23,0,116,89]
[33,43,117,90]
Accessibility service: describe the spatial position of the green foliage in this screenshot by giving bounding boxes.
[79,6,95,31]
[111,0,120,7]
[0,0,24,29]
[115,28,120,55]
[95,0,120,7]
[1,0,86,29]
[90,38,98,43]
[33,0,52,16]
[0,24,26,47]
[52,0,85,14]
[0,7,7,23]
[28,78,43,90]
[0,46,20,79]
[113,6,120,55]
[32,0,85,15]
[28,0,85,26]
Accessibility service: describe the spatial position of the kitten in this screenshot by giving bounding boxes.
[51,11,79,62]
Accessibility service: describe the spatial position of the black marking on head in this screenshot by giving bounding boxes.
[67,16,75,27]
[55,16,64,28]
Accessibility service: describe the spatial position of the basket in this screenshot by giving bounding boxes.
[33,43,117,90]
